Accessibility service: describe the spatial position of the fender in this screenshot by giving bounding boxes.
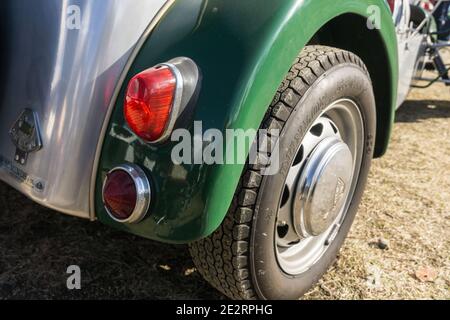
[94,0,398,243]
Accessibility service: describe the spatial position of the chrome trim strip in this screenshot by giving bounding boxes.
[148,62,185,144]
[102,164,151,224]
[154,57,201,144]
[89,0,175,220]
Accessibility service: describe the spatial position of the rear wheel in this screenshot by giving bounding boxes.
[189,46,376,300]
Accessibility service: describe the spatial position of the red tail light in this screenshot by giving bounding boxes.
[124,65,177,143]
[102,164,151,224]
[387,0,396,12]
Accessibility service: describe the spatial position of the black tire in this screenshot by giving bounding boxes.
[189,45,376,300]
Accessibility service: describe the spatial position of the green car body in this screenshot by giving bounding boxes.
[95,0,398,243]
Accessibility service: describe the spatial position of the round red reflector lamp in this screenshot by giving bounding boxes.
[102,164,151,224]
[124,65,177,143]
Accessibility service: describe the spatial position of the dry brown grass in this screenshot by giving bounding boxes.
[0,53,449,300]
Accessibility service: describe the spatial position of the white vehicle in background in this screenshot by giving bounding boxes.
[393,0,449,104]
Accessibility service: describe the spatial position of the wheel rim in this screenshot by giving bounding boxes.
[275,98,364,275]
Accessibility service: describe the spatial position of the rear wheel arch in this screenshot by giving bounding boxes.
[308,13,397,157]
[203,3,398,241]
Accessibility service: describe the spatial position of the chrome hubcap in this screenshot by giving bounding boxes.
[294,137,353,238]
[275,99,364,275]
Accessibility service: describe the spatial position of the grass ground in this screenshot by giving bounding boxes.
[0,54,449,300]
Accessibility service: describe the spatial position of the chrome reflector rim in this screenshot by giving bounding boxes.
[102,164,151,224]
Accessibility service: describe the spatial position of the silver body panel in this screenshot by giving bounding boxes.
[394,0,428,108]
[0,0,168,218]
[396,34,427,107]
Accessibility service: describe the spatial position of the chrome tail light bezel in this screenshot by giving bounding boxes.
[124,57,201,144]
